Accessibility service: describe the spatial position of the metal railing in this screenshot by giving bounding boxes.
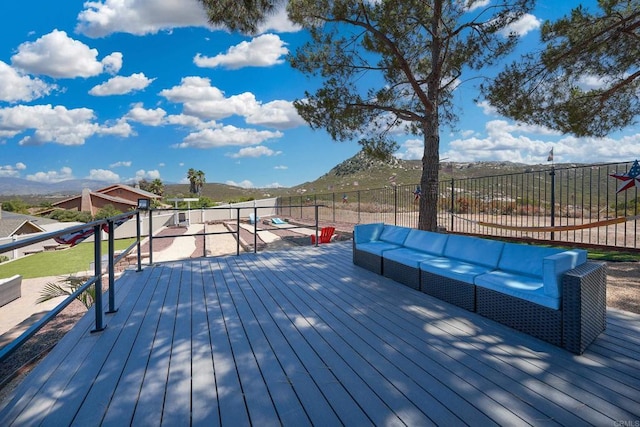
[0,205,326,364]
[277,161,640,251]
[145,205,325,262]
[0,211,144,363]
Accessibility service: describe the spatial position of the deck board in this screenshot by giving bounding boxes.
[1,242,639,426]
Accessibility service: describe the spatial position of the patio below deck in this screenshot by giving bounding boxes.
[1,242,639,425]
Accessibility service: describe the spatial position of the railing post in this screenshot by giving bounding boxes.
[148,209,154,265]
[394,185,398,226]
[450,178,455,232]
[253,206,258,253]
[357,191,361,224]
[550,166,556,240]
[314,205,319,246]
[136,211,142,272]
[236,208,241,256]
[332,192,336,223]
[107,219,117,314]
[92,224,104,332]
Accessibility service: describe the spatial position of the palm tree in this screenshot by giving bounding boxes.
[149,178,164,196]
[195,170,206,196]
[37,275,95,309]
[187,168,205,196]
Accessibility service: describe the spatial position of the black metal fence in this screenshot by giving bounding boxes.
[277,161,640,251]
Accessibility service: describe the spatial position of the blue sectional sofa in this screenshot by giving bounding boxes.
[353,223,607,354]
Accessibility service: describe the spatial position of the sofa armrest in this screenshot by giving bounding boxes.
[0,274,22,307]
[562,261,607,354]
[543,250,588,298]
[354,223,384,244]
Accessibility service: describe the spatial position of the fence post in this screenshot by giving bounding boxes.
[136,211,142,272]
[314,204,319,246]
[253,206,258,253]
[550,166,556,240]
[148,210,154,265]
[450,178,455,232]
[358,191,361,224]
[107,219,117,314]
[236,208,240,256]
[332,192,336,223]
[91,224,104,332]
[394,185,398,225]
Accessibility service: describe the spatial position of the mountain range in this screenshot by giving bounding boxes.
[0,152,560,202]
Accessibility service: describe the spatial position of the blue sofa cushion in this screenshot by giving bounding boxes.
[420,257,494,284]
[384,247,440,268]
[475,270,560,310]
[354,223,384,244]
[402,229,448,256]
[356,241,403,256]
[543,250,588,298]
[379,225,411,246]
[443,235,504,268]
[498,243,563,277]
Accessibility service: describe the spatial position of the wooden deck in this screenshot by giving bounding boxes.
[1,242,639,426]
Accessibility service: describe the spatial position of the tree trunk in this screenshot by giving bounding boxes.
[418,115,440,231]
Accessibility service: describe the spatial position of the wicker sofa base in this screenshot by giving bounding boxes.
[475,261,606,353]
[562,262,607,354]
[476,287,563,347]
[353,248,383,275]
[382,259,420,290]
[420,271,476,311]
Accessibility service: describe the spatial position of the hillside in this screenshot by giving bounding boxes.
[1,151,580,205]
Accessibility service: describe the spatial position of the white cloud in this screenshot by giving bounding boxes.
[102,52,123,74]
[160,76,305,129]
[26,166,74,183]
[160,77,257,120]
[175,125,283,149]
[0,104,132,146]
[76,0,210,37]
[87,168,120,182]
[11,30,117,78]
[134,169,161,181]
[257,6,300,33]
[125,104,166,125]
[89,73,155,96]
[194,34,288,69]
[441,119,640,164]
[109,161,131,168]
[464,0,490,12]
[500,13,541,37]
[98,117,135,137]
[477,100,498,116]
[225,179,254,189]
[0,61,55,102]
[395,139,423,160]
[246,100,306,130]
[227,145,281,158]
[0,162,27,178]
[264,182,283,188]
[274,165,288,170]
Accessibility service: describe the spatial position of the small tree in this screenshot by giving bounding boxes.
[37,275,95,310]
[94,204,122,220]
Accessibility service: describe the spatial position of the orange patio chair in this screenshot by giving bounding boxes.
[311,227,335,245]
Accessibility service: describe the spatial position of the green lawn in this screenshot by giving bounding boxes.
[0,238,137,279]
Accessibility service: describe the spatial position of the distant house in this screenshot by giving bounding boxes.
[0,210,47,239]
[48,184,161,216]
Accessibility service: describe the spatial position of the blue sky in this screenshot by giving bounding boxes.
[1,0,638,190]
